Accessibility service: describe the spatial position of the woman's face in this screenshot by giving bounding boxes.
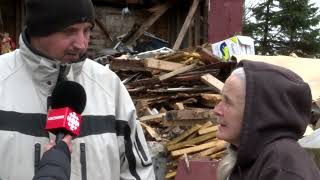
[213,74,246,147]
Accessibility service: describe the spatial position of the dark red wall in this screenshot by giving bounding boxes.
[208,0,243,43]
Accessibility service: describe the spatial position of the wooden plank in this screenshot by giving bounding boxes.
[201,73,224,92]
[140,122,161,141]
[125,2,171,46]
[165,109,216,121]
[110,59,146,71]
[171,140,226,157]
[173,0,200,50]
[139,113,165,122]
[167,132,216,151]
[159,63,197,81]
[194,7,201,46]
[200,93,222,108]
[198,126,218,135]
[165,171,177,179]
[196,47,222,64]
[144,58,186,71]
[95,18,114,43]
[210,150,226,159]
[162,119,209,127]
[186,132,198,140]
[199,121,213,130]
[174,103,185,110]
[199,147,219,156]
[167,124,202,145]
[201,94,222,103]
[188,21,194,48]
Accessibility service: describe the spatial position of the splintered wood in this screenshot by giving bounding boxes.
[165,122,227,179]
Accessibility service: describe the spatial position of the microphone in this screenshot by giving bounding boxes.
[45,81,87,142]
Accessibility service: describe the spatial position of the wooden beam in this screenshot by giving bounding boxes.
[196,47,222,64]
[199,147,219,156]
[194,7,201,46]
[173,0,200,50]
[159,63,197,81]
[144,58,186,71]
[167,124,202,145]
[174,103,185,110]
[165,171,177,179]
[199,121,214,130]
[198,126,218,135]
[162,119,209,127]
[95,18,114,43]
[171,140,226,157]
[140,122,161,141]
[210,150,226,159]
[125,2,171,46]
[167,132,216,151]
[201,73,224,93]
[139,113,165,122]
[165,109,216,121]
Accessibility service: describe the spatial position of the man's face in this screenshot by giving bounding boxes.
[31,22,92,63]
[213,74,246,147]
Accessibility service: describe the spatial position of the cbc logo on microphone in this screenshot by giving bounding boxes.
[67,112,80,131]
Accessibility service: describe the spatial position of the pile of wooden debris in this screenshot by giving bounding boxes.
[109,46,235,179]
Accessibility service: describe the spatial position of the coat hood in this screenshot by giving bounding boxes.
[235,60,312,168]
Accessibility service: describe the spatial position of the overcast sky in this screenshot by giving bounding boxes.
[310,0,320,8]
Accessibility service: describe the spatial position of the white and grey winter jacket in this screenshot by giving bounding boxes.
[0,32,155,180]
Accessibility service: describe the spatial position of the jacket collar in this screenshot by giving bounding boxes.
[19,31,85,95]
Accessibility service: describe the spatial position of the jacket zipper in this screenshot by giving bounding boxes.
[80,143,87,180]
[34,143,41,174]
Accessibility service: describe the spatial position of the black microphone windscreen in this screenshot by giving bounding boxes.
[51,81,87,114]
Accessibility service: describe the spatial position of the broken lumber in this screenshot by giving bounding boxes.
[198,125,218,135]
[125,2,171,46]
[165,171,176,179]
[196,47,222,64]
[140,122,161,141]
[165,109,216,121]
[139,113,165,122]
[199,121,213,130]
[201,93,222,104]
[201,73,224,93]
[162,119,209,127]
[167,132,216,151]
[210,150,226,159]
[167,124,202,145]
[144,58,186,71]
[199,147,219,157]
[159,63,197,81]
[173,102,185,110]
[173,0,200,50]
[171,140,227,157]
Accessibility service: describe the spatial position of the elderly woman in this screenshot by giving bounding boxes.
[214,60,320,180]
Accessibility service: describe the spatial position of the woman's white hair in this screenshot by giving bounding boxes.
[231,67,246,84]
[217,146,238,180]
[217,67,246,180]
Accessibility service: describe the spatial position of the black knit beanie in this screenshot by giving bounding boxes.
[25,0,95,37]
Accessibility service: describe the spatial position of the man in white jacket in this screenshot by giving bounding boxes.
[0,0,155,179]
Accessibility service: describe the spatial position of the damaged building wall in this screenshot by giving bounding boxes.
[89,1,209,58]
[0,0,24,44]
[208,0,243,43]
[89,5,170,58]
[2,0,209,58]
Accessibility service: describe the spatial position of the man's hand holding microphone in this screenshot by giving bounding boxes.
[33,81,86,180]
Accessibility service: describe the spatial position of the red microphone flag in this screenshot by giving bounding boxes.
[45,107,82,136]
